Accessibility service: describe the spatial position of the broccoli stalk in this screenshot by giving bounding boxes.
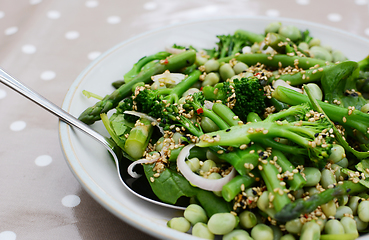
[202,77,266,122]
[196,103,335,168]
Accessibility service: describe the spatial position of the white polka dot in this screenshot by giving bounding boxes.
[355,0,368,4]
[266,9,280,17]
[22,44,36,54]
[62,195,81,207]
[0,231,16,240]
[47,10,61,19]
[29,0,42,5]
[327,13,342,22]
[4,26,18,35]
[40,70,56,81]
[143,2,158,10]
[0,11,5,19]
[0,89,6,99]
[35,155,52,166]
[88,51,101,60]
[296,0,310,5]
[107,16,121,24]
[10,121,26,131]
[85,0,99,8]
[65,31,80,40]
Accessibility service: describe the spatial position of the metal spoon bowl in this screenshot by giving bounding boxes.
[0,68,186,210]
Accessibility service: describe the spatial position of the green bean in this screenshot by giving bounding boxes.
[219,53,328,70]
[324,219,345,235]
[340,217,359,237]
[201,116,220,132]
[192,222,215,240]
[167,217,191,233]
[239,210,258,229]
[321,200,337,218]
[251,224,274,240]
[348,196,361,215]
[309,46,333,62]
[302,167,322,187]
[223,229,251,240]
[280,234,295,240]
[300,221,320,240]
[278,25,301,42]
[186,157,200,172]
[265,22,282,34]
[235,29,265,43]
[212,102,243,127]
[335,206,353,219]
[222,174,256,202]
[202,72,220,87]
[124,118,154,159]
[219,63,236,81]
[207,213,237,235]
[354,216,368,231]
[184,204,208,225]
[358,200,369,222]
[320,169,337,189]
[285,218,303,235]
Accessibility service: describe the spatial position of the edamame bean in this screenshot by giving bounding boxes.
[308,38,321,47]
[251,224,273,240]
[201,116,220,132]
[219,63,235,81]
[303,83,323,100]
[208,172,222,196]
[309,46,333,62]
[200,160,217,174]
[340,217,359,237]
[186,158,200,172]
[239,210,258,229]
[204,59,220,73]
[172,132,182,144]
[182,87,200,97]
[354,216,369,231]
[151,81,166,90]
[251,43,260,53]
[202,72,220,87]
[207,213,237,235]
[167,217,191,232]
[321,200,337,217]
[320,169,337,189]
[327,145,346,164]
[300,221,320,240]
[285,218,302,235]
[337,195,349,206]
[348,196,361,215]
[308,187,320,196]
[298,42,309,52]
[270,225,283,240]
[324,219,345,235]
[233,62,249,75]
[335,157,348,168]
[192,222,215,240]
[330,164,344,182]
[331,50,347,62]
[223,229,251,240]
[184,204,208,225]
[257,191,276,217]
[265,21,282,34]
[335,206,353,219]
[303,167,321,187]
[155,137,165,151]
[278,25,301,41]
[196,55,208,66]
[361,103,369,113]
[280,234,295,240]
[316,217,327,232]
[358,200,369,222]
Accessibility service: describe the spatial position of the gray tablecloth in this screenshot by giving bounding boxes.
[1,0,369,239]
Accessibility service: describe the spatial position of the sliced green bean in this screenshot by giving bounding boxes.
[222,174,256,202]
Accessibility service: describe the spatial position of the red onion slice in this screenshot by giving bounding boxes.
[177,144,236,191]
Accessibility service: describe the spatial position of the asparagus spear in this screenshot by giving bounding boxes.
[78,50,196,125]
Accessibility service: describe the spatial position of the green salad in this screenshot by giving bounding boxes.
[78,21,369,240]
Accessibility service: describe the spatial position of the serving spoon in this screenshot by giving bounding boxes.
[0,68,187,210]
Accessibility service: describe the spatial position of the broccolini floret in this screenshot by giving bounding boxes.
[202,77,266,122]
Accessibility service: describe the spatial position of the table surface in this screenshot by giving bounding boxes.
[1,0,369,239]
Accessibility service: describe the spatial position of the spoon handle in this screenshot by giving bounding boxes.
[0,68,111,150]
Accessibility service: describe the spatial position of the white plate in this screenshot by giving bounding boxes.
[59,16,369,239]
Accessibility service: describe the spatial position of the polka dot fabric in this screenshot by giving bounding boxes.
[0,1,368,239]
